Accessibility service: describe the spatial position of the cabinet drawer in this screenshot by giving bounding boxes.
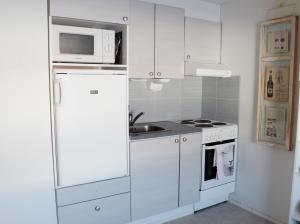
[56,176,130,206]
[58,193,130,224]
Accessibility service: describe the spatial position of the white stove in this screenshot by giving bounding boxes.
[178,118,239,211]
[178,119,238,143]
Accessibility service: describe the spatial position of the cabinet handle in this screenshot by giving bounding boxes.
[182,137,187,142]
[94,206,101,212]
[123,16,129,22]
[157,72,162,77]
[149,72,154,77]
[175,139,180,143]
[186,54,191,60]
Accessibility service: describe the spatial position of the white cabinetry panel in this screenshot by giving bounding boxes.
[130,136,180,220]
[185,17,221,63]
[50,0,129,24]
[0,1,57,224]
[155,5,185,79]
[56,177,130,206]
[179,133,202,207]
[129,0,155,78]
[58,193,130,224]
[129,1,184,79]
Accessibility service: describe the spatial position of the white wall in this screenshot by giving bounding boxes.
[0,1,57,224]
[221,0,300,223]
[142,0,221,22]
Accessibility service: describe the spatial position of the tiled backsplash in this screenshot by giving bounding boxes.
[129,77,203,123]
[129,76,240,124]
[202,76,240,123]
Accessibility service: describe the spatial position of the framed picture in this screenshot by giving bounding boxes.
[256,16,298,150]
[261,106,286,144]
[264,64,289,102]
[267,30,289,54]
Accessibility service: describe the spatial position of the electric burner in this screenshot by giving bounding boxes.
[181,120,195,124]
[212,122,227,126]
[194,119,212,124]
[194,124,214,128]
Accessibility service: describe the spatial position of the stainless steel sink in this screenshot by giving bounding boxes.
[129,125,166,134]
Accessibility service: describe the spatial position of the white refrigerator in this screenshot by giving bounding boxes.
[53,69,128,188]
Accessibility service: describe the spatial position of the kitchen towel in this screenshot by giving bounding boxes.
[214,143,235,180]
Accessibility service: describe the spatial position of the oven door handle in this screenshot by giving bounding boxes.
[204,145,218,150]
[204,141,237,150]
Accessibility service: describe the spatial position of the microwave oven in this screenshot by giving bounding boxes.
[52,25,115,63]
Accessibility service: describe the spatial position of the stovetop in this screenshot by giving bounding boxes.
[178,119,229,128]
[178,119,238,143]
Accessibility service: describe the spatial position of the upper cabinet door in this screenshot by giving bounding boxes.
[155,5,184,79]
[50,0,129,24]
[129,0,155,79]
[185,17,221,63]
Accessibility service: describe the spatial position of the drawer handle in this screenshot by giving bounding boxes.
[182,137,187,142]
[94,206,101,212]
[175,139,180,143]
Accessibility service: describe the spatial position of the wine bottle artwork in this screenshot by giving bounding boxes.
[267,71,274,98]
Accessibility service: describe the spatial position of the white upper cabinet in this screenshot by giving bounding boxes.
[155,5,185,79]
[129,0,155,78]
[50,0,129,24]
[185,17,221,63]
[129,1,184,79]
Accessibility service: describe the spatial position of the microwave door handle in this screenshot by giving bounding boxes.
[54,79,62,105]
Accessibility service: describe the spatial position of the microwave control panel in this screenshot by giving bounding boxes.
[102,30,115,63]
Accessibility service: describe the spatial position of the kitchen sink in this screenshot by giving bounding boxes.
[129,125,167,134]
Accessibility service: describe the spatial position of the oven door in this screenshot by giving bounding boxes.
[52,25,102,63]
[201,140,237,190]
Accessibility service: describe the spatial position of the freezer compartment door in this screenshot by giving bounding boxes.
[54,74,128,187]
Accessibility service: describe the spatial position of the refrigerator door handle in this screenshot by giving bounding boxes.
[54,79,62,105]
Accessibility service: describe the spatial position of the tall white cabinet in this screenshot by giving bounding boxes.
[129,0,184,79]
[0,1,57,224]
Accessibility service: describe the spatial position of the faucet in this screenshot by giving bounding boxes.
[129,112,145,126]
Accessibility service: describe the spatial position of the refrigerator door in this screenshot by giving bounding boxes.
[54,73,128,187]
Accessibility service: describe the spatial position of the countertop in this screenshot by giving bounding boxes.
[129,121,202,141]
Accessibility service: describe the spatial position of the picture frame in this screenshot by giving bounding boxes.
[267,29,289,54]
[264,63,290,102]
[261,106,286,145]
[256,16,298,150]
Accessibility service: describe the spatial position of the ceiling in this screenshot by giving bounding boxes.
[200,0,231,4]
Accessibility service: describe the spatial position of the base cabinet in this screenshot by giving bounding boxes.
[179,133,202,207]
[58,193,130,224]
[130,136,180,220]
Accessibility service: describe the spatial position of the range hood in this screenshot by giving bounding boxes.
[185,61,232,78]
[196,63,232,78]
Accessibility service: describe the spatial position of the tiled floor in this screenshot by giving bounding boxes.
[166,203,273,224]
